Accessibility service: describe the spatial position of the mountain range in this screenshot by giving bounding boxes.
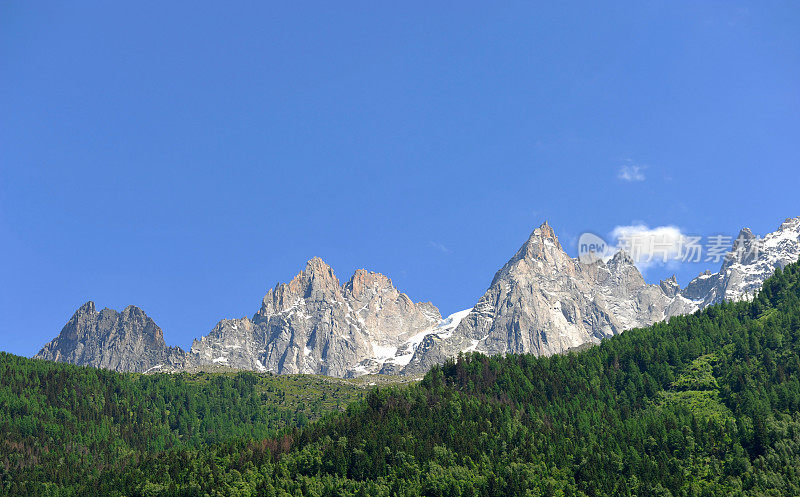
[34,216,800,377]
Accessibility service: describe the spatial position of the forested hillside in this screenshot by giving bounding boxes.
[0,358,369,495]
[4,261,800,496]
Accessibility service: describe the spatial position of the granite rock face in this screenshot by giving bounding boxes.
[402,218,800,373]
[683,218,800,306]
[402,222,692,373]
[34,302,189,373]
[190,257,441,377]
[34,217,800,378]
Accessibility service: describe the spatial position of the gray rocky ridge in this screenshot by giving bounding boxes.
[34,302,189,372]
[402,217,800,374]
[682,218,800,306]
[189,257,440,377]
[35,217,800,378]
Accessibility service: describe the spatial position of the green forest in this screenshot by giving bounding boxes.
[0,357,368,495]
[4,262,800,496]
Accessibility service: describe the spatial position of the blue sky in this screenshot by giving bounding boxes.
[2,2,798,356]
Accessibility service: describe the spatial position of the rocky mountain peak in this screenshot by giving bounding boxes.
[35,302,188,372]
[538,219,557,238]
[295,257,341,292]
[300,258,342,300]
[599,250,646,291]
[193,258,442,377]
[344,269,395,298]
[257,257,344,319]
[532,220,561,246]
[305,256,336,275]
[522,220,560,247]
[724,227,759,266]
[120,305,165,340]
[404,218,738,374]
[502,221,568,270]
[779,216,800,231]
[75,300,97,316]
[608,250,636,268]
[659,275,680,297]
[678,217,800,307]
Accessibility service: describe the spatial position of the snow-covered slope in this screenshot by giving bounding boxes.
[356,308,472,375]
[683,217,800,306]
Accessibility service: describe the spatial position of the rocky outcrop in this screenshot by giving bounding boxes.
[190,257,441,377]
[683,218,800,306]
[34,302,189,372]
[402,222,688,373]
[402,218,800,373]
[34,217,800,378]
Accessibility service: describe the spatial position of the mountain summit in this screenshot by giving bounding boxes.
[35,217,800,378]
[34,302,189,372]
[401,216,800,374]
[681,217,800,307]
[190,258,441,377]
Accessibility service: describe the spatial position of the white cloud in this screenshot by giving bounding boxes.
[618,164,646,182]
[429,241,452,254]
[609,224,686,272]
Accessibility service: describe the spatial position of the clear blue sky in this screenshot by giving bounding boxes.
[2,2,798,356]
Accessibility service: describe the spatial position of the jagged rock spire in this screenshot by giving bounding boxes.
[34,216,800,379]
[34,303,188,372]
[195,258,441,377]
